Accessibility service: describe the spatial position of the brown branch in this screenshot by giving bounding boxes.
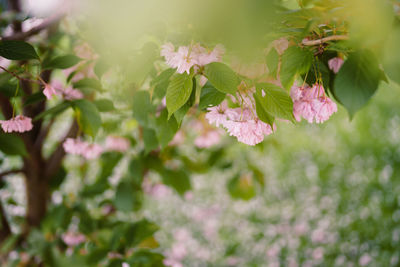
[2,13,65,41]
[0,169,23,179]
[302,35,349,46]
[0,66,41,85]
[0,199,11,244]
[44,120,79,179]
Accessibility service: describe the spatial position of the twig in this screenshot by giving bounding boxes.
[302,35,349,46]
[0,169,23,179]
[0,66,41,85]
[2,13,65,41]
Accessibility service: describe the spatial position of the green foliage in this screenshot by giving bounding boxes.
[199,82,226,110]
[73,99,102,137]
[34,101,72,121]
[334,50,381,116]
[94,99,115,112]
[266,47,279,78]
[256,83,294,121]
[0,133,27,156]
[42,55,81,69]
[166,72,193,118]
[227,174,256,200]
[133,91,155,127]
[280,46,313,90]
[204,62,240,94]
[0,40,39,60]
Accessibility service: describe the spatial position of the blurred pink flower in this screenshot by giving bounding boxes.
[311,229,326,243]
[105,136,130,152]
[63,138,103,159]
[359,254,372,266]
[43,83,58,99]
[328,57,344,74]
[169,131,185,146]
[0,115,33,133]
[194,130,221,148]
[312,247,324,260]
[62,232,86,247]
[63,87,84,100]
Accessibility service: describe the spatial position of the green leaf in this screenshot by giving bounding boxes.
[73,99,102,137]
[256,83,294,121]
[0,41,39,60]
[125,219,159,247]
[42,55,81,69]
[143,127,159,154]
[23,92,46,107]
[152,69,176,100]
[173,78,196,125]
[334,50,381,116]
[280,46,313,90]
[227,174,256,200]
[199,82,226,110]
[156,109,178,149]
[305,60,330,89]
[94,99,115,112]
[160,169,191,195]
[73,78,103,92]
[204,62,239,94]
[0,133,27,156]
[33,101,72,121]
[115,181,138,212]
[266,48,279,78]
[166,72,193,118]
[254,93,275,126]
[132,91,155,127]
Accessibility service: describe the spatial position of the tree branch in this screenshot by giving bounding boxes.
[0,199,11,244]
[302,35,349,46]
[44,120,78,179]
[2,13,65,41]
[0,169,23,179]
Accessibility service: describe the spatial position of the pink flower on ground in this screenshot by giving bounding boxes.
[272,38,289,55]
[328,57,344,74]
[312,247,324,260]
[105,136,130,152]
[0,115,33,133]
[62,232,86,247]
[205,101,229,127]
[43,84,58,99]
[359,254,372,266]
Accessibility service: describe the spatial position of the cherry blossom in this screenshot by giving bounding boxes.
[105,136,130,152]
[63,138,103,159]
[205,101,229,127]
[161,43,224,74]
[43,83,58,99]
[328,57,344,74]
[62,232,86,247]
[0,115,33,133]
[194,130,222,148]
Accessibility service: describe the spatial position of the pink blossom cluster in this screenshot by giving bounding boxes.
[206,97,274,146]
[62,232,86,247]
[43,80,84,100]
[0,115,33,133]
[161,43,224,74]
[191,120,222,149]
[63,138,103,159]
[291,83,337,124]
[63,136,130,160]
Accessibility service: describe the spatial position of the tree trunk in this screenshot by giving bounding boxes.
[25,171,48,228]
[0,201,11,243]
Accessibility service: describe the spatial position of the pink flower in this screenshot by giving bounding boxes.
[328,57,344,74]
[312,247,324,260]
[205,101,229,127]
[194,130,221,148]
[359,254,372,266]
[83,143,103,159]
[43,83,58,99]
[63,138,103,159]
[0,115,33,133]
[161,43,224,74]
[291,83,337,123]
[105,136,130,152]
[169,130,185,146]
[224,119,273,146]
[313,97,337,124]
[62,232,86,247]
[63,87,84,100]
[272,38,289,55]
